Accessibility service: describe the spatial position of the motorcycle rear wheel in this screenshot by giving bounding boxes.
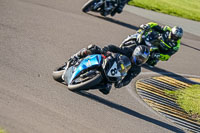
[68,72,102,91]
[119,42,137,51]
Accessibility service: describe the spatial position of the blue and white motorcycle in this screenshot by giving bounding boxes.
[52,53,131,91]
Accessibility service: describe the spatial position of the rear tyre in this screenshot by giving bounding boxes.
[82,0,96,13]
[119,42,137,51]
[52,65,66,82]
[68,73,102,91]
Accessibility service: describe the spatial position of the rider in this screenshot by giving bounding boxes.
[68,44,150,95]
[107,0,128,16]
[122,22,183,66]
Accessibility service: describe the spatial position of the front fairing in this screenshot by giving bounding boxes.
[64,54,102,85]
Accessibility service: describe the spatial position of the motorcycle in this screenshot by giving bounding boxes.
[52,53,131,91]
[120,29,163,66]
[82,0,121,16]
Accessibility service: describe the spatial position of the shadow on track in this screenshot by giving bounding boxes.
[87,13,139,31]
[142,65,199,84]
[181,42,200,52]
[75,91,184,133]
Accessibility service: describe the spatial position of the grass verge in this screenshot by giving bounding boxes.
[128,0,200,22]
[165,85,200,122]
[0,128,6,133]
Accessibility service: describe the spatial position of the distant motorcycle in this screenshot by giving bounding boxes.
[120,30,163,66]
[52,53,131,91]
[82,0,121,16]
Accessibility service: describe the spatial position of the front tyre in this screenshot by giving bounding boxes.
[52,65,66,82]
[82,0,97,13]
[68,72,103,91]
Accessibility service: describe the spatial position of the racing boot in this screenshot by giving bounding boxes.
[111,1,125,16]
[110,10,117,16]
[116,5,123,13]
[68,44,102,63]
[145,52,160,68]
[146,58,159,68]
[67,44,102,69]
[99,83,112,95]
[66,48,88,69]
[101,11,109,16]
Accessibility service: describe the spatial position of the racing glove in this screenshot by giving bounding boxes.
[159,54,170,61]
[101,46,112,56]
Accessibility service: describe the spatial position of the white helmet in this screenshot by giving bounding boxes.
[170,26,183,41]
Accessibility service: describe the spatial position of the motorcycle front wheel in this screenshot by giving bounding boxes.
[82,0,98,13]
[68,72,103,91]
[52,64,66,83]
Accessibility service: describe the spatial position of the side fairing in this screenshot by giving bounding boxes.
[66,54,102,84]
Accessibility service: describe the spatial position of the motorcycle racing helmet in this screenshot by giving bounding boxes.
[170,26,183,41]
[132,45,150,66]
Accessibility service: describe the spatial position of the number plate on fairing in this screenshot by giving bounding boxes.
[107,61,121,77]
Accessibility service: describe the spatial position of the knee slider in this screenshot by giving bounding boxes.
[87,44,96,50]
[87,44,101,53]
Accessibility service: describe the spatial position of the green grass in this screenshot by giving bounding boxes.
[128,0,200,22]
[165,85,200,121]
[0,128,6,133]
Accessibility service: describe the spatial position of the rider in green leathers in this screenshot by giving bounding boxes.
[122,22,183,67]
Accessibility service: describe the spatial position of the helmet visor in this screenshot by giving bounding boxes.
[171,33,179,41]
[133,55,148,66]
[133,46,149,66]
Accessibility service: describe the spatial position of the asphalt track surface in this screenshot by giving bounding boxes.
[0,0,200,133]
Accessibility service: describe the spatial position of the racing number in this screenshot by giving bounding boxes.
[111,68,117,76]
[107,62,121,77]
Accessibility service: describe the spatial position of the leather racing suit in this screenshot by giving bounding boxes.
[122,22,181,66]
